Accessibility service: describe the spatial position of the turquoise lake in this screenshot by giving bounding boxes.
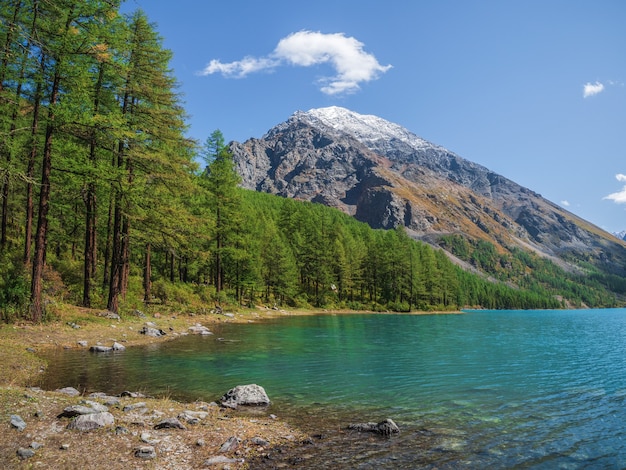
[41,309,626,468]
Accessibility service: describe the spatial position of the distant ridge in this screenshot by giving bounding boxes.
[230,106,626,280]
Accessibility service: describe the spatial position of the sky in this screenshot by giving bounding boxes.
[121,0,626,234]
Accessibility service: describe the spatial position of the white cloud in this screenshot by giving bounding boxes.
[200,30,392,95]
[583,81,604,98]
[603,174,626,204]
[561,200,570,207]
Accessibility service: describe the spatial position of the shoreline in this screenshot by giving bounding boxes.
[0,304,459,468]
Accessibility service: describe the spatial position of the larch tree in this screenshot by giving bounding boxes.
[201,130,242,295]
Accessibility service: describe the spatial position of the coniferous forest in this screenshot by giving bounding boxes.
[0,1,619,323]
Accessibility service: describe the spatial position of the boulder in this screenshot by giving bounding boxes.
[66,411,114,431]
[90,345,113,353]
[347,418,400,436]
[112,342,126,351]
[220,384,270,409]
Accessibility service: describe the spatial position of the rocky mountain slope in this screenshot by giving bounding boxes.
[230,106,626,278]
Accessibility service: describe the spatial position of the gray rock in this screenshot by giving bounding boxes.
[178,410,208,424]
[188,324,212,335]
[112,341,126,351]
[16,448,35,459]
[139,326,165,337]
[55,387,81,397]
[90,345,113,353]
[140,432,159,444]
[153,417,186,430]
[204,455,245,466]
[134,445,156,459]
[10,415,26,431]
[220,384,270,409]
[60,443,70,450]
[81,400,109,412]
[99,310,121,320]
[250,436,270,447]
[103,396,121,406]
[30,441,43,450]
[66,411,115,431]
[123,402,147,412]
[115,425,129,435]
[77,340,88,347]
[58,405,100,418]
[219,436,240,453]
[133,309,146,318]
[348,418,400,436]
[120,390,146,398]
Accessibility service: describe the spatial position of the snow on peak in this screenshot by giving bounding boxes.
[614,230,626,241]
[296,106,438,152]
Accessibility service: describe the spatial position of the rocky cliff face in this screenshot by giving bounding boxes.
[230,106,626,277]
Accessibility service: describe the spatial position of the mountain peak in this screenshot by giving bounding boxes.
[294,106,439,154]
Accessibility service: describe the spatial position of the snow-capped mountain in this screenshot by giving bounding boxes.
[296,106,439,153]
[230,106,626,278]
[614,230,626,241]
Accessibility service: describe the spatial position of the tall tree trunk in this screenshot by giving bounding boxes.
[107,190,122,313]
[120,215,129,298]
[23,37,43,264]
[143,242,151,303]
[30,71,60,322]
[0,0,24,250]
[82,64,104,307]
[102,165,114,286]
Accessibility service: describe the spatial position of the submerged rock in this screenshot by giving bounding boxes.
[220,384,270,409]
[90,345,113,353]
[347,418,400,436]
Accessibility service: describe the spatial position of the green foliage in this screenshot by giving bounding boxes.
[0,0,621,324]
[0,253,29,322]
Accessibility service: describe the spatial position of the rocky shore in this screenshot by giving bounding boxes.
[0,305,309,469]
[1,305,418,468]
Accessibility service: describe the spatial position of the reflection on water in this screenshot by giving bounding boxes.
[40,309,626,468]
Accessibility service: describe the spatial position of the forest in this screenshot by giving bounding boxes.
[0,1,619,324]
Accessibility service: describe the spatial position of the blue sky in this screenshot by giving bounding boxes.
[122,0,626,234]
